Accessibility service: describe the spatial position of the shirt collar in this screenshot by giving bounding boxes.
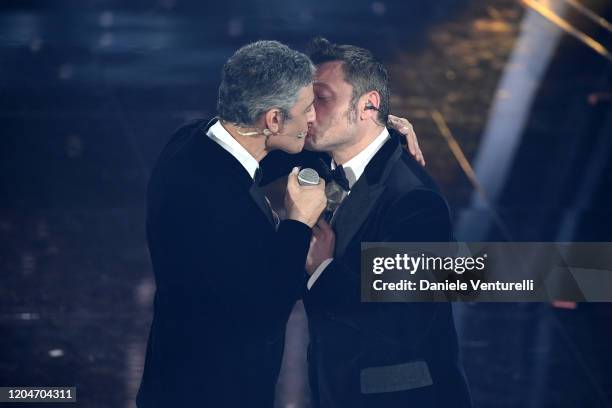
[332,127,390,188]
[207,120,260,180]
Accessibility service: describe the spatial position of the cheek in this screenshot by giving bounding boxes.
[317,110,337,129]
[283,120,298,134]
[328,109,345,128]
[293,120,307,136]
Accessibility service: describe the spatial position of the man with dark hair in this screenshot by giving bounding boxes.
[137,40,328,408]
[307,36,391,125]
[301,37,472,408]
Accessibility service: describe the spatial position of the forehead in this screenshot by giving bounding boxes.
[296,84,314,100]
[314,61,349,88]
[291,84,314,108]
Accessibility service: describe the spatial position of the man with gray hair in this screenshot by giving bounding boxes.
[136,40,327,408]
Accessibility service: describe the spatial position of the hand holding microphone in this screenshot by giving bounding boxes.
[285,167,326,228]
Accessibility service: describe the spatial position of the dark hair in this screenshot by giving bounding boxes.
[217,40,315,126]
[307,37,389,124]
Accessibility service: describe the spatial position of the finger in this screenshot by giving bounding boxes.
[388,115,410,132]
[288,167,299,184]
[399,123,412,134]
[408,128,426,166]
[317,218,333,233]
[413,140,421,156]
[405,124,416,140]
[399,121,415,143]
[407,135,416,155]
[404,127,415,150]
[413,139,422,162]
[318,220,336,241]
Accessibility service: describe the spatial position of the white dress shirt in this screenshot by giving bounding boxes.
[206,120,260,180]
[307,127,391,289]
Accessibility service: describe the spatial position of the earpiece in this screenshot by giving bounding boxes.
[365,102,379,111]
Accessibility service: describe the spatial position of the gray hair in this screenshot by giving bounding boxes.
[217,40,315,126]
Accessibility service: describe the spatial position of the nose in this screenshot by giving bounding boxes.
[307,106,316,124]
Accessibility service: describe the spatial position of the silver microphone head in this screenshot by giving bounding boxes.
[297,168,320,186]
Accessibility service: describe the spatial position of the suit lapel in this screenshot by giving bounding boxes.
[197,118,276,228]
[332,134,403,257]
[333,182,385,257]
[249,184,276,227]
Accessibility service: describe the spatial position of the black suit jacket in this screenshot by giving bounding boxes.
[137,119,312,408]
[303,133,472,408]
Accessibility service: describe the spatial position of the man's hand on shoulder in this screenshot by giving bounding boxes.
[388,114,425,166]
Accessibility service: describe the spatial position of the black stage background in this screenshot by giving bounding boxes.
[1,0,611,407]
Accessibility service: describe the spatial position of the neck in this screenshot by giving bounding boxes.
[222,121,269,162]
[332,123,385,165]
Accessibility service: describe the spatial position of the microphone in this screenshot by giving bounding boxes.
[238,128,308,139]
[297,168,320,186]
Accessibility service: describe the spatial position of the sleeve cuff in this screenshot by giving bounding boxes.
[307,258,334,290]
[277,219,312,240]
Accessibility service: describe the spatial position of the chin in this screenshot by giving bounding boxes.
[304,136,317,150]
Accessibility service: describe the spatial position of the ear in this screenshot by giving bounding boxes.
[360,91,381,120]
[263,108,283,134]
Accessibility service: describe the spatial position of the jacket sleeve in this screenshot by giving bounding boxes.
[150,182,313,335]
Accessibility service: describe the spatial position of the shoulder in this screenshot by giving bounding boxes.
[377,147,450,221]
[379,156,453,240]
[156,119,210,164]
[148,119,222,200]
[385,148,442,196]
